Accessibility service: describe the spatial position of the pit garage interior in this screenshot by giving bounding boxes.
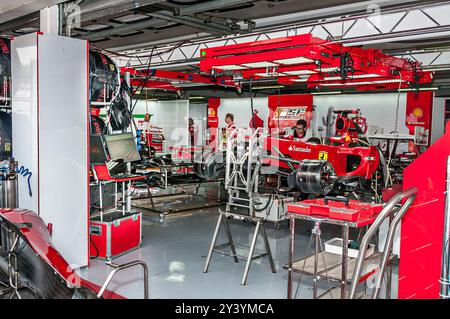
[0,0,450,300]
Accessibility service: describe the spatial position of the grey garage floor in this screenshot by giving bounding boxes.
[78,208,397,299]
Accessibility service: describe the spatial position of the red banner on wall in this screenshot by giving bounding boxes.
[207,98,220,128]
[405,91,433,134]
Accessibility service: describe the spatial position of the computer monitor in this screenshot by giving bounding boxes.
[90,135,108,164]
[104,133,141,163]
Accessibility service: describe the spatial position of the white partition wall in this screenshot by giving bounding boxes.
[217,97,269,129]
[188,103,207,146]
[133,99,190,148]
[313,93,409,135]
[11,34,39,211]
[12,34,89,268]
[432,97,446,145]
[11,34,39,213]
[214,94,409,135]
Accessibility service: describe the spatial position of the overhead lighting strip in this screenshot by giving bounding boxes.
[274,57,314,65]
[284,70,317,75]
[213,64,248,70]
[321,79,406,86]
[322,74,383,81]
[254,72,288,77]
[291,76,310,82]
[242,62,279,68]
[316,67,340,73]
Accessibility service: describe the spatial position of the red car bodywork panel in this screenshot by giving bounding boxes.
[0,209,125,299]
[264,137,380,179]
[398,125,450,299]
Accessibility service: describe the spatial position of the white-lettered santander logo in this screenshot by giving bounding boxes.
[288,145,312,153]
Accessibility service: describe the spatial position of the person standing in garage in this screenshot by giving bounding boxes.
[188,117,199,146]
[138,113,152,147]
[225,113,236,136]
[141,113,152,130]
[222,113,237,147]
[285,119,311,141]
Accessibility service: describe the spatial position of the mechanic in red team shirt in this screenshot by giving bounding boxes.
[221,113,237,147]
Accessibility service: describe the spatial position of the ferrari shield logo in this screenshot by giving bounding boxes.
[318,151,328,161]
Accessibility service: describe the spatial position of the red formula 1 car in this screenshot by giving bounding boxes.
[0,209,126,299]
[260,107,381,196]
[264,136,380,180]
[262,135,381,196]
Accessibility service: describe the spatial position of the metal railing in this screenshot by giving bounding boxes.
[97,260,149,299]
[440,157,450,299]
[348,187,417,299]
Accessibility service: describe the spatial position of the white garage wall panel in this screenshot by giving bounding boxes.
[38,35,89,268]
[217,97,269,129]
[11,33,39,213]
[216,94,408,135]
[133,100,207,146]
[133,99,189,148]
[12,34,89,268]
[313,93,409,135]
[188,103,207,146]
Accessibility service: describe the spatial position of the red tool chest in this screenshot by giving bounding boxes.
[287,198,383,222]
[90,212,142,260]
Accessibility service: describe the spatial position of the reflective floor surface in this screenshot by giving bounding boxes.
[78,208,398,299]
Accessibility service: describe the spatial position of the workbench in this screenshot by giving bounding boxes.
[285,201,394,299]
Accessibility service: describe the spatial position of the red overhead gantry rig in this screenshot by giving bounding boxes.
[199,33,433,91]
[121,68,241,94]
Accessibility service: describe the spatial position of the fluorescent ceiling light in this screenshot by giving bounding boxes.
[274,57,314,65]
[351,73,383,79]
[284,70,316,75]
[321,79,405,86]
[291,78,309,82]
[323,74,383,81]
[242,62,279,68]
[254,72,287,77]
[398,87,439,92]
[369,79,405,84]
[253,85,285,90]
[316,67,340,73]
[311,91,342,95]
[323,76,341,81]
[13,27,39,34]
[213,65,247,70]
[188,96,206,99]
